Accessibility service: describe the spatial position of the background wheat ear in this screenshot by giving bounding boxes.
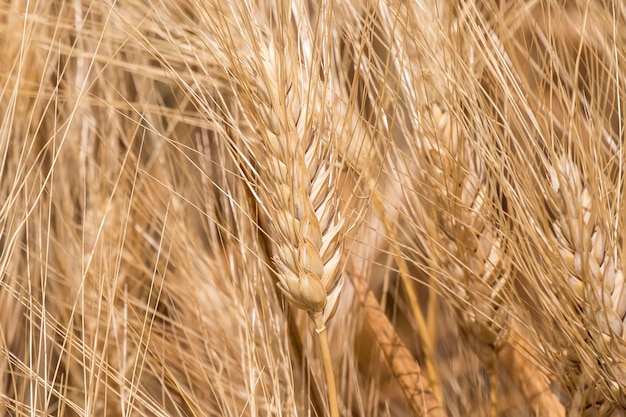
[467,1,626,415]
[395,99,519,417]
[509,153,626,416]
[367,1,558,409]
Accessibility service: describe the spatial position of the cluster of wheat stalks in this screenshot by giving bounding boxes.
[0,0,625,416]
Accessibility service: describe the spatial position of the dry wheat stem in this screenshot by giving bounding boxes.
[313,313,339,417]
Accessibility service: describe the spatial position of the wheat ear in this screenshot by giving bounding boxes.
[389,102,515,415]
[543,155,626,415]
[420,104,565,416]
[415,105,511,361]
[199,2,369,413]
[224,30,349,417]
[257,82,344,417]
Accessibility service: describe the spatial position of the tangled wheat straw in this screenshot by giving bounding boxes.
[1,0,626,416]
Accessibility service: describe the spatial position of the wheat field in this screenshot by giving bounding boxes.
[0,0,625,416]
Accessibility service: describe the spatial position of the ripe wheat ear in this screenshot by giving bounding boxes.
[508,153,626,416]
[196,2,377,415]
[463,1,626,415]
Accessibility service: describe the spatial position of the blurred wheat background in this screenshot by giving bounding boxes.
[0,0,625,416]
